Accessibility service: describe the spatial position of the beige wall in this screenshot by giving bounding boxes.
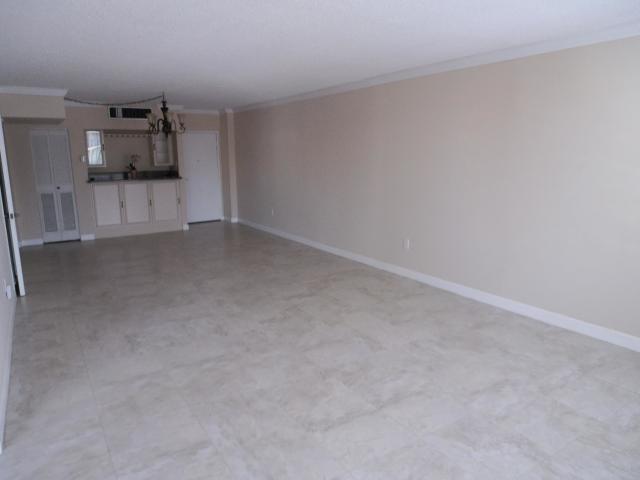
[219,113,231,219]
[0,93,65,120]
[220,111,238,220]
[226,110,238,220]
[235,36,640,338]
[4,107,226,240]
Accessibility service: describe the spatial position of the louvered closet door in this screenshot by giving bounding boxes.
[30,130,80,242]
[47,130,79,240]
[31,130,60,242]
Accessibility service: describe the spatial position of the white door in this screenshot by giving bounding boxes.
[151,182,178,221]
[123,183,150,224]
[0,116,25,295]
[181,132,223,223]
[93,184,122,226]
[30,130,80,242]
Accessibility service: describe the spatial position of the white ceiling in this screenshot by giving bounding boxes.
[1,1,639,110]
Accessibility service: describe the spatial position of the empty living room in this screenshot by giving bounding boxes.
[0,1,639,479]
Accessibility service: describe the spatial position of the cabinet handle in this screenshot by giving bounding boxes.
[149,199,152,207]
[120,200,124,209]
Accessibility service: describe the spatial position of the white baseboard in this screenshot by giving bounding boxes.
[230,217,239,224]
[19,238,43,247]
[80,234,95,242]
[239,219,640,353]
[182,224,190,231]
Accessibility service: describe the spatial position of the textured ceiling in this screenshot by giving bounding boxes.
[1,0,639,110]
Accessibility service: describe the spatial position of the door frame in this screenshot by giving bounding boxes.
[181,130,224,223]
[30,127,80,243]
[0,116,26,296]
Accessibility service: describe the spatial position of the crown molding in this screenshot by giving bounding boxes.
[235,21,640,112]
[0,86,67,97]
[64,100,103,108]
[66,100,161,108]
[64,101,219,114]
[180,109,220,115]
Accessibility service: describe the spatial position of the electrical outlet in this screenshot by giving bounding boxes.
[403,238,411,251]
[3,279,12,300]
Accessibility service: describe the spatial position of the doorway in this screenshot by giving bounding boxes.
[181,131,223,223]
[30,129,80,243]
[0,116,25,295]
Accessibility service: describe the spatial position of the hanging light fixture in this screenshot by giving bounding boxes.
[146,92,186,137]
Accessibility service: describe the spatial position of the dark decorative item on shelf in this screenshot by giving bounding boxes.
[146,92,186,137]
[127,154,140,179]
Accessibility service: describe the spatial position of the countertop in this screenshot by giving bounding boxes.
[88,171,181,183]
[88,177,182,183]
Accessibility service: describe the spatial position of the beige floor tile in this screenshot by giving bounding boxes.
[3,222,638,480]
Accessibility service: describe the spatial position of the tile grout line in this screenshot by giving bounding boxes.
[70,312,121,479]
[7,223,638,479]
[171,370,239,478]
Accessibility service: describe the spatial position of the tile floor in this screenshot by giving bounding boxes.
[1,222,639,479]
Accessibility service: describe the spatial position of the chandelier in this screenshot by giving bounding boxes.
[146,92,186,137]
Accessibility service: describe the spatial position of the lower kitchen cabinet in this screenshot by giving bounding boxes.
[123,182,151,224]
[151,181,179,222]
[92,179,182,238]
[93,183,122,227]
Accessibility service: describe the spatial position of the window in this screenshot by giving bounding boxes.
[86,130,105,167]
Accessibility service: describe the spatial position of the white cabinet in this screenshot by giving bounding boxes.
[151,134,172,166]
[123,183,150,223]
[92,180,181,238]
[151,182,178,221]
[94,183,122,226]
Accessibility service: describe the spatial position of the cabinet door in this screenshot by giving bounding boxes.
[123,183,150,224]
[94,184,122,226]
[151,182,178,221]
[151,134,172,166]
